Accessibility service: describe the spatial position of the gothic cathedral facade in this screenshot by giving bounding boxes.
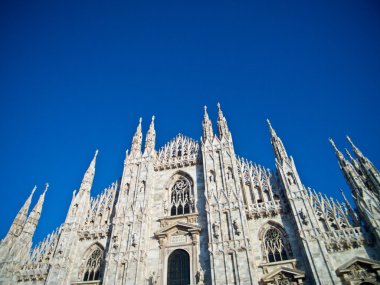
[1,104,380,285]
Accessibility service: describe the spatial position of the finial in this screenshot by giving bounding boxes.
[217,102,221,109]
[340,188,350,204]
[94,149,99,158]
[31,185,37,195]
[345,148,355,161]
[346,135,358,151]
[44,183,49,194]
[203,105,210,119]
[152,115,155,121]
[139,117,142,124]
[328,138,338,151]
[266,119,277,136]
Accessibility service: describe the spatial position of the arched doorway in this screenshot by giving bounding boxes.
[167,249,190,285]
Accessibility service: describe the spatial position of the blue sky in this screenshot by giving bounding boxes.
[0,1,379,244]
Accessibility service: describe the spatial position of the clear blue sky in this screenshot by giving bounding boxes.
[1,1,379,244]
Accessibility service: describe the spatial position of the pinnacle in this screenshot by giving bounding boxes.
[31,185,37,195]
[266,119,277,137]
[346,135,359,151]
[329,138,345,160]
[43,183,49,194]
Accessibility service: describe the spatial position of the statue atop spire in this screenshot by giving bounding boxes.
[79,150,98,194]
[216,102,230,139]
[144,115,156,154]
[267,119,289,163]
[202,106,213,142]
[131,117,143,156]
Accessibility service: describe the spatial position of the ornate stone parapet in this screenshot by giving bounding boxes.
[317,227,366,252]
[247,200,282,220]
[77,224,111,240]
[17,262,49,282]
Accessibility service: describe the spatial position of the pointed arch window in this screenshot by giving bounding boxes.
[263,227,290,263]
[170,177,193,216]
[82,247,103,281]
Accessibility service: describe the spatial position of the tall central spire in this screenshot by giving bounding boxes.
[202,106,213,142]
[144,116,156,154]
[216,102,230,139]
[131,117,143,156]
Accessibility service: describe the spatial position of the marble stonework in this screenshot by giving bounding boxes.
[1,104,379,285]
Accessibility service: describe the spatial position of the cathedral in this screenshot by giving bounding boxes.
[1,103,379,285]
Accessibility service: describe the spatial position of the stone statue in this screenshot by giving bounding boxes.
[212,222,220,239]
[196,267,205,284]
[148,271,157,285]
[233,219,241,235]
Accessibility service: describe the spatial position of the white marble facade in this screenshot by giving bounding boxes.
[1,104,380,285]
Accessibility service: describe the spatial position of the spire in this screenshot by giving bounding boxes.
[79,150,98,194]
[2,186,36,242]
[346,136,365,160]
[22,183,48,236]
[267,119,289,163]
[202,106,213,141]
[346,135,380,194]
[345,148,361,173]
[144,115,156,154]
[329,138,368,198]
[329,138,346,163]
[216,102,230,139]
[340,189,359,226]
[131,117,143,155]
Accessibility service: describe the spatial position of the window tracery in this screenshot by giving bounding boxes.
[170,177,193,216]
[82,248,103,281]
[263,227,289,262]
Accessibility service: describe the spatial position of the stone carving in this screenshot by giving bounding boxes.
[347,264,370,279]
[196,267,205,284]
[298,209,308,225]
[163,200,169,215]
[212,222,220,239]
[131,233,137,247]
[148,271,158,285]
[232,219,241,236]
[155,134,201,170]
